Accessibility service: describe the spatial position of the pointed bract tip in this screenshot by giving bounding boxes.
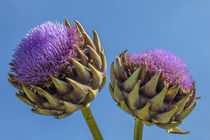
[65,18,71,28]
[167,127,190,135]
[50,75,72,95]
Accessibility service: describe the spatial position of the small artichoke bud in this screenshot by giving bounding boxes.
[9,19,107,119]
[109,49,197,134]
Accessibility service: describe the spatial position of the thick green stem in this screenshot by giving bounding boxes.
[81,107,103,140]
[134,118,144,140]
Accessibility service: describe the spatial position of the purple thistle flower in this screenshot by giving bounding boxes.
[11,21,80,85]
[9,19,107,120]
[110,49,197,134]
[126,49,193,91]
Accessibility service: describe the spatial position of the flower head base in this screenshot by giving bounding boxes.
[9,19,107,119]
[109,50,197,134]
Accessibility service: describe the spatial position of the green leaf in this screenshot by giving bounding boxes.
[60,101,81,113]
[165,81,179,101]
[66,78,89,99]
[16,93,34,107]
[126,81,141,110]
[110,62,116,88]
[176,95,189,114]
[114,81,123,103]
[115,56,127,80]
[140,70,161,97]
[152,105,178,124]
[32,86,59,107]
[88,63,103,89]
[135,103,151,120]
[76,48,88,66]
[157,121,182,129]
[93,30,101,53]
[71,59,91,82]
[99,76,107,91]
[31,107,64,116]
[50,75,72,95]
[109,84,117,102]
[150,83,167,111]
[54,113,71,119]
[100,50,107,73]
[87,45,102,69]
[22,83,41,103]
[121,68,140,92]
[118,100,132,114]
[176,102,197,121]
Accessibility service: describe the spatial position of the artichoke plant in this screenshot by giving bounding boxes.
[109,49,197,139]
[8,19,106,140]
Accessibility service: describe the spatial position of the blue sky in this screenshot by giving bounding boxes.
[0,0,210,140]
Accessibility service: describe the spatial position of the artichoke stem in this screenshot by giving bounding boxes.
[134,118,144,140]
[81,107,103,140]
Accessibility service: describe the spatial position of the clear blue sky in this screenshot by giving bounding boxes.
[0,0,210,140]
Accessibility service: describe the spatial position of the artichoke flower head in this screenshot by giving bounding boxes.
[9,19,107,119]
[109,49,197,134]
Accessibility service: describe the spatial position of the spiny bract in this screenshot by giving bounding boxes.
[109,49,197,134]
[9,19,107,119]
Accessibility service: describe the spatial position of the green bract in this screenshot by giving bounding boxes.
[109,52,197,134]
[9,19,107,119]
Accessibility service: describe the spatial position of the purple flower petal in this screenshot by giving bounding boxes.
[126,49,193,91]
[11,21,80,85]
